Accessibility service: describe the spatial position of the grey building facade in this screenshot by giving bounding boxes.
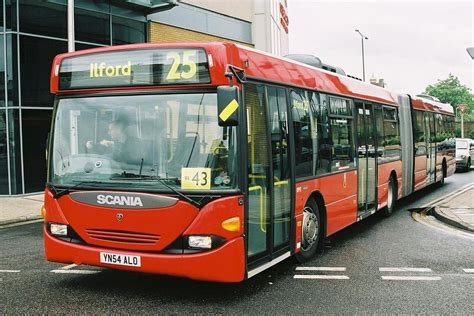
[0,0,150,195]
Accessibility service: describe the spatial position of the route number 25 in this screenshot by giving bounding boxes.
[166,51,197,80]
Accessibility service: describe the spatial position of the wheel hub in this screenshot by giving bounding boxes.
[301,207,319,250]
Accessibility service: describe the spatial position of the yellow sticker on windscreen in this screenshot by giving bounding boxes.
[181,168,211,190]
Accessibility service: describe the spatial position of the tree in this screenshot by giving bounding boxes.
[423,74,474,121]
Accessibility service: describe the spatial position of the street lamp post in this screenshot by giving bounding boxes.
[355,29,368,81]
[67,0,74,52]
[458,104,467,138]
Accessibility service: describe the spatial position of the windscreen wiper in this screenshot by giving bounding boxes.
[47,180,104,199]
[111,173,201,208]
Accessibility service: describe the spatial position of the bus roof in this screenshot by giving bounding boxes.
[410,95,454,115]
[50,42,453,115]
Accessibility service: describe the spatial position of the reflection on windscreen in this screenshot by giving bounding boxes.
[51,93,237,190]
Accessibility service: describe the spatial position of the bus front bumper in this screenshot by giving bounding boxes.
[44,226,245,283]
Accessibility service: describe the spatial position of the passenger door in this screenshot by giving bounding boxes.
[356,102,377,217]
[245,83,293,270]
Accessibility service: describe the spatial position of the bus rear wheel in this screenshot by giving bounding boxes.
[296,199,321,263]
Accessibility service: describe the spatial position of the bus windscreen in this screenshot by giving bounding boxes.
[58,48,210,90]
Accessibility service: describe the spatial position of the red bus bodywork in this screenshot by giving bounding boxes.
[45,42,454,282]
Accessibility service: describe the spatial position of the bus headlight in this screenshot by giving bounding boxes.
[50,223,68,236]
[188,235,212,249]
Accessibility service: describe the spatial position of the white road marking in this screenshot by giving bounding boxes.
[379,267,432,272]
[296,267,346,271]
[0,270,20,273]
[50,269,99,274]
[463,268,474,273]
[381,276,441,281]
[294,275,350,280]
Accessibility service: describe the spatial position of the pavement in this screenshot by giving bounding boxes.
[0,183,473,232]
[430,183,474,232]
[0,193,44,226]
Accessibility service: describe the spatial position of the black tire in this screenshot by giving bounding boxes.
[466,158,471,172]
[382,176,397,217]
[296,199,322,263]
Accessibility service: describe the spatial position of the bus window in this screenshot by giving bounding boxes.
[291,89,313,178]
[51,93,238,190]
[316,94,331,175]
[329,97,354,171]
[374,105,385,163]
[413,110,426,156]
[308,91,320,175]
[382,106,401,161]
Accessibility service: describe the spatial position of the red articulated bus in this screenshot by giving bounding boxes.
[44,42,455,282]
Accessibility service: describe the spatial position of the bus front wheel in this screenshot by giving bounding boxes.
[296,199,321,263]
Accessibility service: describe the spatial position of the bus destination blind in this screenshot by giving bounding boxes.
[58,48,210,90]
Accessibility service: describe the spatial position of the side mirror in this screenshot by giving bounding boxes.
[217,86,239,126]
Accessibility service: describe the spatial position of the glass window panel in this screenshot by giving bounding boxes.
[6,34,19,107]
[50,93,238,190]
[330,117,354,170]
[19,0,67,38]
[0,35,5,108]
[374,106,384,161]
[317,94,331,175]
[112,16,145,45]
[22,109,52,192]
[414,110,426,156]
[20,36,67,107]
[245,83,270,256]
[0,109,9,194]
[7,109,21,194]
[5,0,17,32]
[75,42,103,51]
[329,97,351,116]
[382,106,401,161]
[291,89,313,178]
[75,8,110,45]
[0,0,4,31]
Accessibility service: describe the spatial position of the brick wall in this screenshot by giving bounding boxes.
[148,22,253,47]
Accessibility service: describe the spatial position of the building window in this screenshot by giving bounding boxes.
[19,0,67,39]
[7,109,22,194]
[0,110,9,194]
[112,16,146,45]
[6,34,19,108]
[20,35,67,107]
[22,109,52,193]
[75,8,110,45]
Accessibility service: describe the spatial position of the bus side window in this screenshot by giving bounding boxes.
[328,97,354,171]
[316,94,331,175]
[290,89,313,178]
[382,106,401,162]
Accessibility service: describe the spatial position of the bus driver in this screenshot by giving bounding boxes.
[86,119,132,162]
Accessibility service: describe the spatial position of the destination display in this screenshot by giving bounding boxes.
[58,48,211,90]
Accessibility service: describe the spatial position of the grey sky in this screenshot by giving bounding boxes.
[287,0,473,95]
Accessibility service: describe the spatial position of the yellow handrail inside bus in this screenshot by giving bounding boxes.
[249,185,266,233]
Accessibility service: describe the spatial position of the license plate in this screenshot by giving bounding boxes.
[100,252,141,267]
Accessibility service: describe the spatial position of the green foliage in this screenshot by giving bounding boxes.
[423,74,474,121]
